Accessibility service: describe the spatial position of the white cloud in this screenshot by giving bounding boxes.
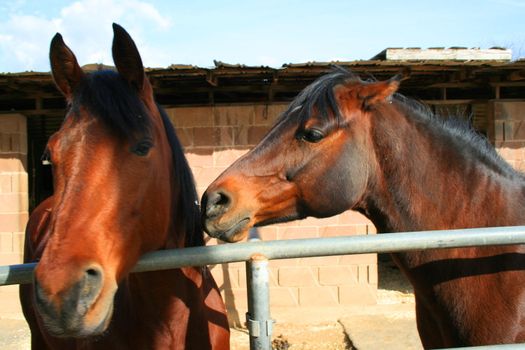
[0,0,172,73]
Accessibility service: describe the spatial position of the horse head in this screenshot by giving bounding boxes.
[33,24,176,337]
[202,70,400,242]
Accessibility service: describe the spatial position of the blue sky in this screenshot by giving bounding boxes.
[0,0,524,73]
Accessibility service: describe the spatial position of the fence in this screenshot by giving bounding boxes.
[2,226,525,349]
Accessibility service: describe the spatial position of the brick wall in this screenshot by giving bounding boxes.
[166,104,377,324]
[492,101,525,172]
[0,113,28,318]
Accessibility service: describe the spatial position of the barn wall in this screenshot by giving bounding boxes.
[492,101,525,171]
[165,104,377,324]
[0,113,28,318]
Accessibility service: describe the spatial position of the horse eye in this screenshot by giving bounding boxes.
[300,129,324,143]
[132,139,153,156]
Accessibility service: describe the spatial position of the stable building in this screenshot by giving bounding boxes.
[0,47,524,321]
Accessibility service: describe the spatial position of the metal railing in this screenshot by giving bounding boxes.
[2,226,525,349]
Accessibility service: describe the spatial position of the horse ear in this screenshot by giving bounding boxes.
[358,75,401,109]
[112,23,145,92]
[49,33,84,99]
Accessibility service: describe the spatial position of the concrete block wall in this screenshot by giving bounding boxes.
[0,113,28,318]
[166,104,377,323]
[492,101,525,172]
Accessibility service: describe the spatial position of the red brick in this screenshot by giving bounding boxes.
[0,193,28,213]
[295,215,339,227]
[368,264,378,285]
[0,232,13,252]
[174,127,193,147]
[278,266,317,287]
[166,106,213,128]
[185,150,213,167]
[194,167,227,189]
[269,287,299,307]
[0,158,26,172]
[339,284,376,305]
[253,104,286,126]
[267,104,288,121]
[319,225,358,238]
[298,256,340,266]
[0,292,23,314]
[11,172,28,193]
[318,266,359,286]
[494,101,525,121]
[256,226,278,241]
[221,288,248,309]
[214,105,254,126]
[247,126,270,145]
[210,264,240,289]
[299,286,338,306]
[339,253,376,265]
[337,210,372,225]
[193,127,233,147]
[494,121,504,141]
[12,232,25,254]
[213,148,248,167]
[268,257,299,268]
[0,115,25,133]
[253,105,272,126]
[0,174,11,193]
[0,252,23,264]
[277,226,318,240]
[0,212,28,232]
[232,125,248,145]
[358,265,369,284]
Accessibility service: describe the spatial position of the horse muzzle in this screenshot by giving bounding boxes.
[201,189,252,242]
[34,263,115,337]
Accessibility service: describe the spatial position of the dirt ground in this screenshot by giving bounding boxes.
[0,256,419,350]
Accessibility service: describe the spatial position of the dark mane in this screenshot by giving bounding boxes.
[72,70,151,139]
[393,95,522,179]
[158,106,204,247]
[72,70,203,247]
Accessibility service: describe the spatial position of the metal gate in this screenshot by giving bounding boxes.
[2,226,525,349]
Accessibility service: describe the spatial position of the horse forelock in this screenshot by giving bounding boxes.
[70,70,152,140]
[281,67,361,127]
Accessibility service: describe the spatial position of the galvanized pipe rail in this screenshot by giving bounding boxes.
[2,225,525,350]
[3,225,525,286]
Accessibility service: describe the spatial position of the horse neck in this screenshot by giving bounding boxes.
[357,102,525,234]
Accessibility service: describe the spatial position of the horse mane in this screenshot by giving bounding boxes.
[71,70,204,247]
[158,106,204,247]
[392,94,522,179]
[283,67,521,180]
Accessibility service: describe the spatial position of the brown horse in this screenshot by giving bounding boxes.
[202,69,525,348]
[19,24,229,349]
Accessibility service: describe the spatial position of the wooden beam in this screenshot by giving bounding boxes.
[508,70,525,81]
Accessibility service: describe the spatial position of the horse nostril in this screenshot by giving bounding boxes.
[205,191,231,218]
[84,265,103,285]
[86,268,99,277]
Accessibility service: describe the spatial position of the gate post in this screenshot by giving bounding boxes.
[246,254,273,350]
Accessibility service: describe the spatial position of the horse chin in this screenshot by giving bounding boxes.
[205,217,251,243]
[41,302,114,339]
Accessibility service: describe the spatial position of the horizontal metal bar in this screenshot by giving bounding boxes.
[2,225,525,286]
[440,344,525,349]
